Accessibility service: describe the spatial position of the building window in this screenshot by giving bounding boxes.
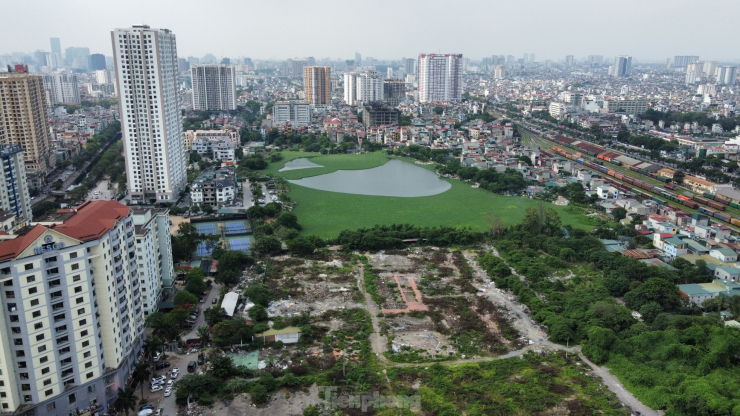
[42,367,49,374]
[26,276,35,283]
[40,356,48,363]
[69,252,77,259]
[30,299,39,306]
[82,340,89,348]
[83,351,91,358]
[21,384,30,391]
[34,323,42,330]
[79,319,87,326]
[68,394,76,404]
[81,330,88,337]
[36,334,44,342]
[4,291,14,298]
[78,308,85,315]
[73,275,81,282]
[76,297,84,304]
[28,287,37,295]
[86,372,94,379]
[75,286,82,293]
[47,403,55,411]
[16,351,24,357]
[24,264,33,271]
[71,263,80,271]
[46,389,53,397]
[32,310,41,318]
[43,379,51,386]
[85,361,92,368]
[88,385,95,393]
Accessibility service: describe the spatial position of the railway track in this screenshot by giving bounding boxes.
[523,131,740,233]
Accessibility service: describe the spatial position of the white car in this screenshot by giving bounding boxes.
[171,368,180,379]
[166,379,174,387]
[164,387,172,397]
[150,385,163,393]
[151,376,166,385]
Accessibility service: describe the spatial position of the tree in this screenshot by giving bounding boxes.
[582,326,615,364]
[287,237,315,256]
[639,302,663,323]
[611,207,628,221]
[209,354,236,379]
[204,307,228,326]
[673,170,685,184]
[190,151,202,163]
[143,337,164,366]
[146,312,179,341]
[275,212,301,230]
[174,291,198,307]
[244,284,271,307]
[202,204,214,214]
[215,250,254,285]
[111,388,137,416]
[250,383,269,404]
[185,270,207,295]
[196,325,210,348]
[131,362,151,399]
[254,236,282,255]
[729,295,740,319]
[248,304,268,322]
[433,106,444,115]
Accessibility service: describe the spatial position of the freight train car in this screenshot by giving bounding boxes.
[715,196,730,205]
[665,183,676,190]
[682,200,699,209]
[699,207,715,216]
[694,196,710,205]
[707,200,726,211]
[715,212,730,222]
[677,195,691,201]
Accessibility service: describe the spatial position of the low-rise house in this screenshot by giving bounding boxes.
[254,327,302,344]
[663,237,688,258]
[714,265,740,282]
[710,248,738,263]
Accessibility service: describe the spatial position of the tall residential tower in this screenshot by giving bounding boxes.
[0,72,55,175]
[417,53,462,103]
[111,25,186,204]
[191,65,237,111]
[303,66,331,105]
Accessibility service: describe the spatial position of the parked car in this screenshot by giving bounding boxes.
[153,352,162,362]
[197,353,205,366]
[212,298,217,304]
[171,368,180,379]
[150,385,163,393]
[154,409,163,416]
[151,376,166,384]
[155,361,170,370]
[140,405,155,411]
[164,387,172,397]
[187,361,197,372]
[199,298,204,303]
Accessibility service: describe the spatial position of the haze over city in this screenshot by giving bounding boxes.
[2,0,740,61]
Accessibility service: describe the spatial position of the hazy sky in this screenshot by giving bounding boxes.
[2,0,739,62]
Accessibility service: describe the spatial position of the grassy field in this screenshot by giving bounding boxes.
[265,152,596,238]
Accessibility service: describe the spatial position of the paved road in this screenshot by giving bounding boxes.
[183,282,222,340]
[243,180,254,207]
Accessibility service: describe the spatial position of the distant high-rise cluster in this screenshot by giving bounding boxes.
[609,56,632,77]
[417,53,463,103]
[494,65,506,79]
[565,55,574,68]
[673,55,700,68]
[112,25,187,203]
[191,64,237,111]
[716,66,737,85]
[303,66,331,105]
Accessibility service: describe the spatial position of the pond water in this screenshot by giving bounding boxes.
[288,159,451,197]
[279,158,324,172]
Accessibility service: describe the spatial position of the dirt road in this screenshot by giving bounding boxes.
[357,262,388,362]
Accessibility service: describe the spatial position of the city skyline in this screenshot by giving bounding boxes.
[1,0,739,62]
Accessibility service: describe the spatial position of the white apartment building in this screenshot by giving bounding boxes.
[609,56,632,77]
[604,99,648,115]
[0,201,144,416]
[0,146,32,229]
[112,25,187,204]
[133,208,174,316]
[191,137,236,162]
[494,65,505,79]
[548,102,568,120]
[272,101,311,126]
[191,65,237,111]
[355,71,384,105]
[183,129,238,152]
[417,53,463,103]
[716,66,737,85]
[42,73,80,106]
[343,72,358,105]
[190,168,235,205]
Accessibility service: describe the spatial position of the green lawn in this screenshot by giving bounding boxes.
[265,153,594,238]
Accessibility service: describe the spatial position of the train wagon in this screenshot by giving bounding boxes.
[611,160,623,166]
[715,196,730,205]
[702,192,715,200]
[665,183,676,190]
[653,197,667,205]
[731,218,740,227]
[683,200,699,209]
[707,200,726,211]
[598,166,608,173]
[694,196,710,205]
[614,173,624,180]
[677,195,691,201]
[714,212,730,222]
[576,158,584,164]
[699,207,715,216]
[731,202,740,210]
[629,166,640,172]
